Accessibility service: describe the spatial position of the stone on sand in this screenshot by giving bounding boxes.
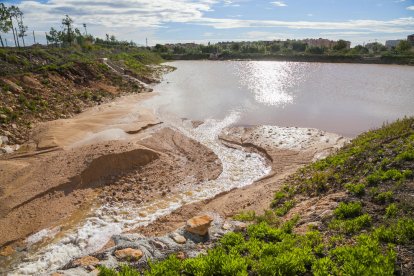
[114,248,143,261]
[73,256,100,267]
[186,215,213,236]
[171,233,187,244]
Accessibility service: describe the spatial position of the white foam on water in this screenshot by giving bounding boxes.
[12,111,271,275]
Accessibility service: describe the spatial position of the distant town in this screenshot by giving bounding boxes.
[154,34,414,57]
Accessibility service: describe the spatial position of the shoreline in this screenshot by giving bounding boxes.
[162,53,414,66]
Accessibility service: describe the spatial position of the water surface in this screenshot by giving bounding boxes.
[150,61,414,137]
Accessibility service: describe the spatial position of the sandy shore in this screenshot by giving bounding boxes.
[0,91,348,274]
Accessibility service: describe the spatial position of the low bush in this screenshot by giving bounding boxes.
[333,202,362,219]
[344,183,365,197]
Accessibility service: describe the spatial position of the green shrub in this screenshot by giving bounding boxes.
[257,247,314,276]
[233,210,256,222]
[256,210,279,225]
[329,214,372,234]
[274,200,295,216]
[330,234,396,276]
[374,191,393,204]
[385,203,398,218]
[334,202,362,219]
[345,183,365,197]
[271,191,287,207]
[146,255,182,276]
[183,247,248,276]
[247,222,285,242]
[219,232,245,252]
[312,257,339,276]
[374,218,414,244]
[98,264,140,276]
[396,149,414,162]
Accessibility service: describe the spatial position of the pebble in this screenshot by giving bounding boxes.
[171,233,186,244]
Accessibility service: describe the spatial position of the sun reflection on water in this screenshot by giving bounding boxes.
[235,61,309,107]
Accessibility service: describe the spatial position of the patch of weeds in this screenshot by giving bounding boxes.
[385,203,398,218]
[183,247,248,276]
[333,202,362,219]
[329,214,372,234]
[256,210,280,225]
[145,255,182,276]
[374,218,414,244]
[274,200,295,217]
[367,169,412,186]
[271,191,287,207]
[395,146,414,162]
[344,183,365,197]
[233,210,256,222]
[326,234,396,276]
[374,191,394,204]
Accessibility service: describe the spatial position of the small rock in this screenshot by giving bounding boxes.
[0,245,15,257]
[319,210,333,219]
[114,248,143,261]
[0,136,9,145]
[72,256,100,267]
[222,222,232,230]
[2,79,23,93]
[176,251,186,260]
[233,222,247,232]
[186,215,213,236]
[171,233,187,244]
[11,123,17,129]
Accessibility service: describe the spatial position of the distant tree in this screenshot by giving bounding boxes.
[333,40,348,51]
[173,46,186,54]
[7,5,22,47]
[17,11,27,47]
[351,45,369,54]
[154,44,168,52]
[0,3,12,47]
[269,43,281,53]
[231,43,240,52]
[61,15,74,45]
[291,41,307,52]
[396,40,412,53]
[46,27,62,46]
[306,46,324,54]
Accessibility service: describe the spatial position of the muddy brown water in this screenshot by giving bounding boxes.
[148,60,414,137]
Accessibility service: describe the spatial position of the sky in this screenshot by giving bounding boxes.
[2,0,414,47]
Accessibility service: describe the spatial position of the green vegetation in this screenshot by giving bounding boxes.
[344,183,365,196]
[156,39,414,65]
[98,117,414,275]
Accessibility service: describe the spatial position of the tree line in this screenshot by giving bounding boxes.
[0,4,135,49]
[0,3,28,47]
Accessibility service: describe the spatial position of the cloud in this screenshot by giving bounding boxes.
[195,17,414,33]
[407,6,414,10]
[271,1,287,7]
[3,0,414,45]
